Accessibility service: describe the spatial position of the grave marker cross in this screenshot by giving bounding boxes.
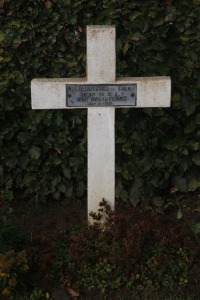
[31,25,171,221]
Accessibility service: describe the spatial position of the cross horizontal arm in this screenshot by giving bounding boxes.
[31,76,171,109]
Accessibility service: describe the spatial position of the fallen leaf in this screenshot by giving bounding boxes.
[68,287,79,298]
[60,279,70,288]
[54,147,61,154]
[165,0,172,4]
[0,0,5,7]
[44,0,53,9]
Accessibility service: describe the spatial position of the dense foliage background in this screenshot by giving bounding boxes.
[0,0,200,205]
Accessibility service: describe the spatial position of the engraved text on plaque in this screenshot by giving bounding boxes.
[66,84,137,107]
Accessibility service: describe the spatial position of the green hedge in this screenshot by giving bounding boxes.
[0,0,200,205]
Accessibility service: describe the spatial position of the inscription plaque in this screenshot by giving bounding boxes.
[66,84,137,107]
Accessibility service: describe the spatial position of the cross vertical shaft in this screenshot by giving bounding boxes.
[87,26,116,219]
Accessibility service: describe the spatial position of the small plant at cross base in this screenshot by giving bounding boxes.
[50,199,197,298]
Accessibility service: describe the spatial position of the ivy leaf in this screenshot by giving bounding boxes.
[172,93,181,102]
[142,156,153,172]
[76,181,85,198]
[0,31,4,42]
[53,192,60,200]
[186,103,196,116]
[185,123,196,134]
[130,178,143,207]
[29,146,41,160]
[17,132,29,144]
[152,197,164,207]
[190,142,200,151]
[58,183,67,193]
[188,177,199,192]
[192,223,200,235]
[130,11,142,21]
[65,186,73,198]
[14,71,24,84]
[194,114,200,125]
[177,209,183,220]
[63,168,71,179]
[5,190,14,201]
[122,43,129,55]
[173,176,187,192]
[120,189,128,201]
[151,172,162,188]
[163,140,178,150]
[192,153,200,166]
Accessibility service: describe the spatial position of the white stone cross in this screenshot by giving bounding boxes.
[31,25,171,221]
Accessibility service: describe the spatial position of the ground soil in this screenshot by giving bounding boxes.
[5,194,200,299]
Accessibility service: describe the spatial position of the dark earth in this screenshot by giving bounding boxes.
[4,193,200,299]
